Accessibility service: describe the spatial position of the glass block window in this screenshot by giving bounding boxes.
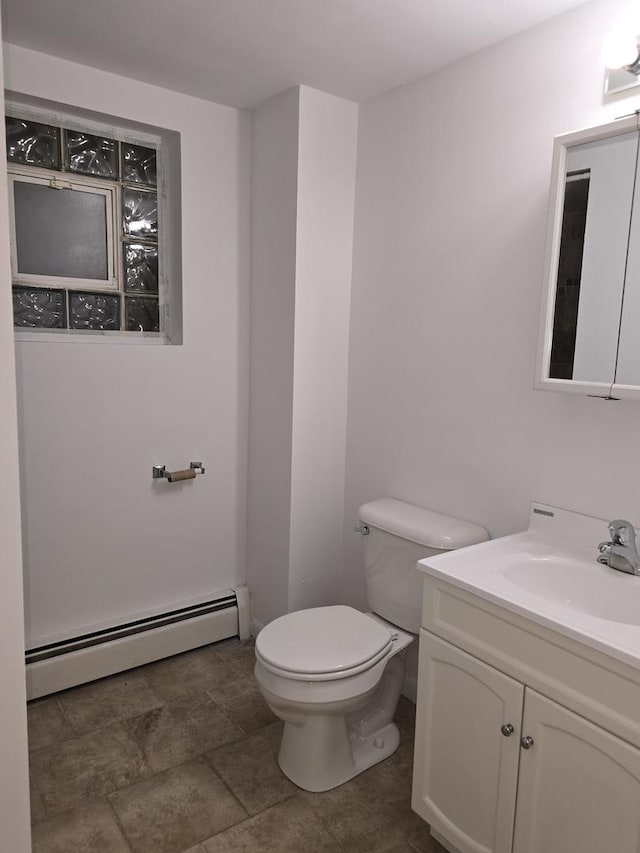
[124,244,158,294]
[65,131,118,180]
[122,143,157,186]
[70,291,121,330]
[6,117,60,169]
[123,187,158,239]
[125,296,159,332]
[13,286,66,328]
[6,109,164,337]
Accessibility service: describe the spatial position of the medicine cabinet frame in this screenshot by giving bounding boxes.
[535,113,640,401]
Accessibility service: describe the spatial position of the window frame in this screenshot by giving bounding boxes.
[5,102,172,342]
[8,166,119,294]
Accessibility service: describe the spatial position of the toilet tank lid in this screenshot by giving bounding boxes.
[358,497,489,550]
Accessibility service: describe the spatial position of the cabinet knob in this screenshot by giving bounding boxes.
[520,735,535,750]
[500,724,514,737]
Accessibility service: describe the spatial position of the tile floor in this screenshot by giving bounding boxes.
[28,638,446,853]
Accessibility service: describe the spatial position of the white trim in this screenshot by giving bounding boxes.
[8,167,118,292]
[535,115,640,400]
[26,606,239,700]
[14,328,164,345]
[5,99,163,149]
[234,584,252,641]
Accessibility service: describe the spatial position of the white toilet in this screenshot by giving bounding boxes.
[254,497,489,792]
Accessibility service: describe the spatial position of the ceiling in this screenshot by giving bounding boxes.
[1,0,589,110]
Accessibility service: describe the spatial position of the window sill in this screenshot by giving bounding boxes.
[14,329,170,345]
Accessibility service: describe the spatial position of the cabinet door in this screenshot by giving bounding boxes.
[514,689,640,853]
[412,631,524,853]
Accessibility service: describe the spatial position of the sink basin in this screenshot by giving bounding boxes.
[418,502,640,670]
[504,555,640,625]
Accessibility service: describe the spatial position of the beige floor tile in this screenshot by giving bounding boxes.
[207,721,295,815]
[210,637,257,677]
[30,723,151,816]
[207,675,277,733]
[142,646,242,702]
[30,774,48,825]
[26,647,423,853]
[301,759,422,847]
[58,670,163,735]
[201,794,341,853]
[407,826,449,853]
[109,757,246,853]
[341,818,426,853]
[385,736,415,779]
[31,798,131,853]
[27,696,75,752]
[395,696,417,740]
[127,691,243,773]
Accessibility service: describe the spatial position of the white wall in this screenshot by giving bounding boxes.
[247,86,358,628]
[289,87,358,611]
[246,88,299,628]
[0,39,31,853]
[343,0,640,609]
[4,45,251,645]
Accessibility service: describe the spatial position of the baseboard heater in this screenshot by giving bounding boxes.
[25,584,251,700]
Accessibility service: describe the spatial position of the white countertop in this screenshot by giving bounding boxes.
[418,504,640,671]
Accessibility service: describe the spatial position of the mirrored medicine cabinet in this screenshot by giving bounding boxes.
[536,114,640,400]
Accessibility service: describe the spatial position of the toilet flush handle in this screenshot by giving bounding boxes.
[354,524,370,535]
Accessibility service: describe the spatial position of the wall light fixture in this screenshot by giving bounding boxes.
[604,4,640,97]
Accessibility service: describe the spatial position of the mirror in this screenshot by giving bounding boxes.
[536,115,640,400]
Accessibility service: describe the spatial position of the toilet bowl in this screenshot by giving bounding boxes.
[254,605,414,792]
[254,497,489,793]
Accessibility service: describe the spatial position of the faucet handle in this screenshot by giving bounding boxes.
[608,519,636,547]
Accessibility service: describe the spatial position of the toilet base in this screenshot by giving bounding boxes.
[276,653,407,792]
[279,717,401,793]
[350,720,401,774]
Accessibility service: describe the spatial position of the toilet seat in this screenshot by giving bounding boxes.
[255,608,414,721]
[255,605,393,681]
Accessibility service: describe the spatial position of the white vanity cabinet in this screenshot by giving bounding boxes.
[412,576,640,853]
[513,690,640,853]
[413,631,522,853]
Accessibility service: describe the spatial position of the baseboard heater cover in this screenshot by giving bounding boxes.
[26,585,251,700]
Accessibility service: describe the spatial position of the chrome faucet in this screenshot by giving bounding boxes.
[597,519,640,575]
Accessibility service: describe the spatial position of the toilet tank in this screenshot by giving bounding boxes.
[358,498,489,633]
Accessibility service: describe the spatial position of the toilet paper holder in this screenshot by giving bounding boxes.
[152,461,205,483]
